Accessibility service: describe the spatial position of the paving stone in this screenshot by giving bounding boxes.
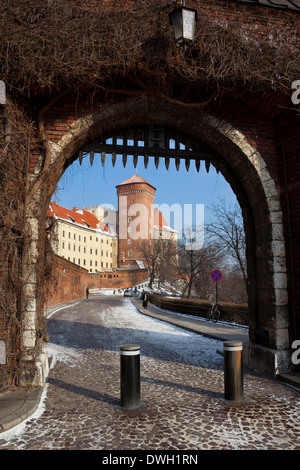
[0,294,299,451]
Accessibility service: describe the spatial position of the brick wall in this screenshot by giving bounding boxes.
[117,179,156,268]
[46,255,149,307]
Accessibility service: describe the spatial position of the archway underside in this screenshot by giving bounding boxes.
[22,96,291,386]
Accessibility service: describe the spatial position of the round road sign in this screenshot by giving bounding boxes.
[211,270,223,282]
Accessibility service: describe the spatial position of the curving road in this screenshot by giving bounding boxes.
[0,293,299,451]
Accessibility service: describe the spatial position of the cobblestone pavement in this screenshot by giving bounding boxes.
[0,293,299,451]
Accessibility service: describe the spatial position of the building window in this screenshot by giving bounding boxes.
[128,250,132,257]
[128,239,131,245]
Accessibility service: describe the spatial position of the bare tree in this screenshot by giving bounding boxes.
[192,242,225,299]
[177,233,224,298]
[206,199,246,283]
[218,266,248,303]
[156,238,178,289]
[138,237,177,290]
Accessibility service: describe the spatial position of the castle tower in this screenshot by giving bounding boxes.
[116,174,156,268]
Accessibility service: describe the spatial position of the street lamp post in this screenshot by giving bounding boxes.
[169,0,197,51]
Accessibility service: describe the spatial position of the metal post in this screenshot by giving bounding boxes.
[223,341,244,402]
[120,344,141,410]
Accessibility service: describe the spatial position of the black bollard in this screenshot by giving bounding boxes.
[223,341,244,402]
[120,344,141,410]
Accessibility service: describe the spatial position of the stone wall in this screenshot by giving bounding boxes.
[148,294,249,326]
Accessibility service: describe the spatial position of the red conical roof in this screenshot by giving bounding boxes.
[116,174,156,190]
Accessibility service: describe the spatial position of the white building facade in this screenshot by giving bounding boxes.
[48,202,118,272]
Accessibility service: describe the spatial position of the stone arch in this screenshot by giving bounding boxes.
[23,96,289,385]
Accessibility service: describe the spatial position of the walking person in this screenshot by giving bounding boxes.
[86,287,89,299]
[142,290,148,309]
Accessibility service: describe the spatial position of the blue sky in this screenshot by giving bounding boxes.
[53,153,238,226]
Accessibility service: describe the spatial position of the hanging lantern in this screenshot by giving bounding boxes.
[169,2,197,50]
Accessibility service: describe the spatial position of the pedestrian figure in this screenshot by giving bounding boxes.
[142,291,148,308]
[86,287,89,299]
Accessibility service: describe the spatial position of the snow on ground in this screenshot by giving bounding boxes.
[87,294,224,369]
[2,294,300,451]
[0,294,223,444]
[44,293,223,374]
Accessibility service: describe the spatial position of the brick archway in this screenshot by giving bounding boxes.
[21,94,290,385]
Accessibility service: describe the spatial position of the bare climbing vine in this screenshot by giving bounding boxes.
[0,99,57,388]
[0,0,299,100]
[0,0,299,386]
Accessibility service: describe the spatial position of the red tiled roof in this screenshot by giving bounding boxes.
[153,208,176,232]
[47,202,110,233]
[154,208,168,229]
[116,174,156,190]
